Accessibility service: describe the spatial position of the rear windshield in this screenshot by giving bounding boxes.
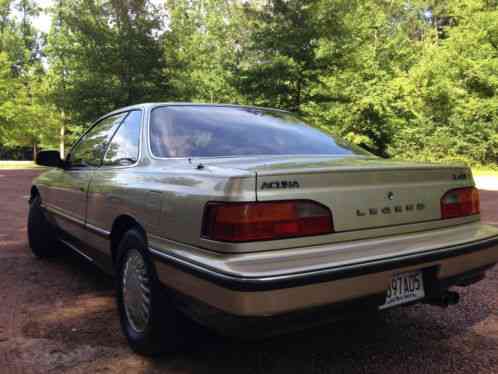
[149,106,369,158]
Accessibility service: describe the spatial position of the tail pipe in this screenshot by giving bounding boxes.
[426,290,460,308]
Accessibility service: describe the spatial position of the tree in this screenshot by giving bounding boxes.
[235,0,343,112]
[390,0,498,165]
[0,0,60,159]
[302,0,428,156]
[46,0,170,127]
[163,0,246,104]
[1,0,497,166]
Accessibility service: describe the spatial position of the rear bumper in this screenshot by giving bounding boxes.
[172,264,493,338]
[151,223,498,317]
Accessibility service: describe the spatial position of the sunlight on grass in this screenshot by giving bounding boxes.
[0,161,45,170]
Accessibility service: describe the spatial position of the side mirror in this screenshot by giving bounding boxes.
[36,150,63,168]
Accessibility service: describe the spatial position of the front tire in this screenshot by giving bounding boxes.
[116,229,188,356]
[27,195,60,258]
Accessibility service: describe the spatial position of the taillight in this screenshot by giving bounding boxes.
[202,200,334,242]
[441,187,480,219]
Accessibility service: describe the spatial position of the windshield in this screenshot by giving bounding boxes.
[149,106,369,158]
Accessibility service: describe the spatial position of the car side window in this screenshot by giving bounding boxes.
[103,111,142,166]
[69,113,126,167]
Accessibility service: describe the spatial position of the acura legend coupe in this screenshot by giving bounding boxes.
[29,103,498,355]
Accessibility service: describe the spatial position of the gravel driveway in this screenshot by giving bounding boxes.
[1,170,497,374]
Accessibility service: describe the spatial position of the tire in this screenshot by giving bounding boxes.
[116,228,189,356]
[27,195,60,258]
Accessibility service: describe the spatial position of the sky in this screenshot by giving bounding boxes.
[9,0,52,33]
[35,1,52,33]
[30,0,167,34]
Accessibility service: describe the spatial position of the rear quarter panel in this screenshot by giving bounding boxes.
[86,162,256,256]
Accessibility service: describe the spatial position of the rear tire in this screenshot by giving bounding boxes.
[116,228,189,356]
[27,195,60,258]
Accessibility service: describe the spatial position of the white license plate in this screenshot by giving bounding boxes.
[379,271,425,310]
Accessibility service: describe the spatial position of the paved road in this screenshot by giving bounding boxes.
[0,170,497,373]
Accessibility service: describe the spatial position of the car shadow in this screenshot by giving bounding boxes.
[20,244,498,374]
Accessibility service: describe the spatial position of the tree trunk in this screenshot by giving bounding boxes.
[294,78,302,112]
[60,113,65,157]
[33,143,37,161]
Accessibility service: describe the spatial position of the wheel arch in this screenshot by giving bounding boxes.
[110,214,147,267]
[30,185,40,203]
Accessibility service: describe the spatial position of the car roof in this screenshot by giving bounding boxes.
[103,102,291,118]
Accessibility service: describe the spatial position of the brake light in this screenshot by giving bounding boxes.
[202,200,334,242]
[441,187,480,219]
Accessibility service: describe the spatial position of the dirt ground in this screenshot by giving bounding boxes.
[1,169,498,374]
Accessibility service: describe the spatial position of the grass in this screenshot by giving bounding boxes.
[0,161,45,170]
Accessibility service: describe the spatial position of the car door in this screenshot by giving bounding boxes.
[85,110,143,269]
[47,113,127,244]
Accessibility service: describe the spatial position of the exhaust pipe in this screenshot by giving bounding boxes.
[426,290,460,308]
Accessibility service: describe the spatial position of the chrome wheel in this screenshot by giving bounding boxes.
[122,249,151,333]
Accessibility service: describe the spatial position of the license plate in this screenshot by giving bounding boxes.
[379,271,425,310]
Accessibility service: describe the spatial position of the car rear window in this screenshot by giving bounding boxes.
[149,106,369,158]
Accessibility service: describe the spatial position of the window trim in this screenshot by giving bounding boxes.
[66,108,144,170]
[145,104,370,161]
[146,104,296,161]
[66,112,127,169]
[101,110,143,169]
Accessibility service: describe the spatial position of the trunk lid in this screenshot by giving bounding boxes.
[201,155,474,232]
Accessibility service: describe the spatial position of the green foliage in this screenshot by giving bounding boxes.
[0,0,497,166]
[303,0,427,156]
[0,0,61,157]
[235,0,351,112]
[164,0,245,104]
[46,0,169,126]
[304,0,498,164]
[388,0,498,165]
